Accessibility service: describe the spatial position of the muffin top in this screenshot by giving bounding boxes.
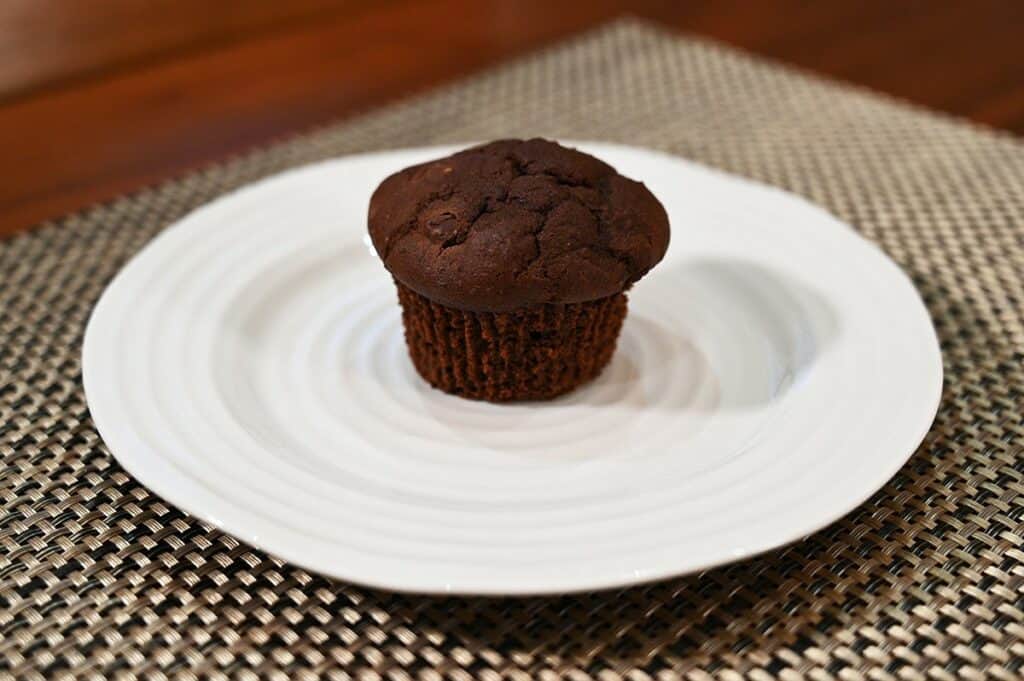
[367,138,670,312]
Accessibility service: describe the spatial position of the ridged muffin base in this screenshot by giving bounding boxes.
[394,281,627,402]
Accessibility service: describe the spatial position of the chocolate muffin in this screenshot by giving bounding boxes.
[368,139,670,401]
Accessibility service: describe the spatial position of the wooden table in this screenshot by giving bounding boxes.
[2,0,1022,237]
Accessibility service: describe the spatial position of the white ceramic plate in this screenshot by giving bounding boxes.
[83,143,942,595]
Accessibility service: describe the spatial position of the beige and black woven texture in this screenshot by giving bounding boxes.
[3,20,1024,680]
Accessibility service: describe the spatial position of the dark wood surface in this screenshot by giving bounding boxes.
[2,0,1022,236]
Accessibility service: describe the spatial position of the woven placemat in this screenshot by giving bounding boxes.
[3,19,1023,680]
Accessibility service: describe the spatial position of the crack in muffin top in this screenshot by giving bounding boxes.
[368,139,670,312]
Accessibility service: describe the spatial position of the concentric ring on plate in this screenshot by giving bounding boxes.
[83,143,942,594]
